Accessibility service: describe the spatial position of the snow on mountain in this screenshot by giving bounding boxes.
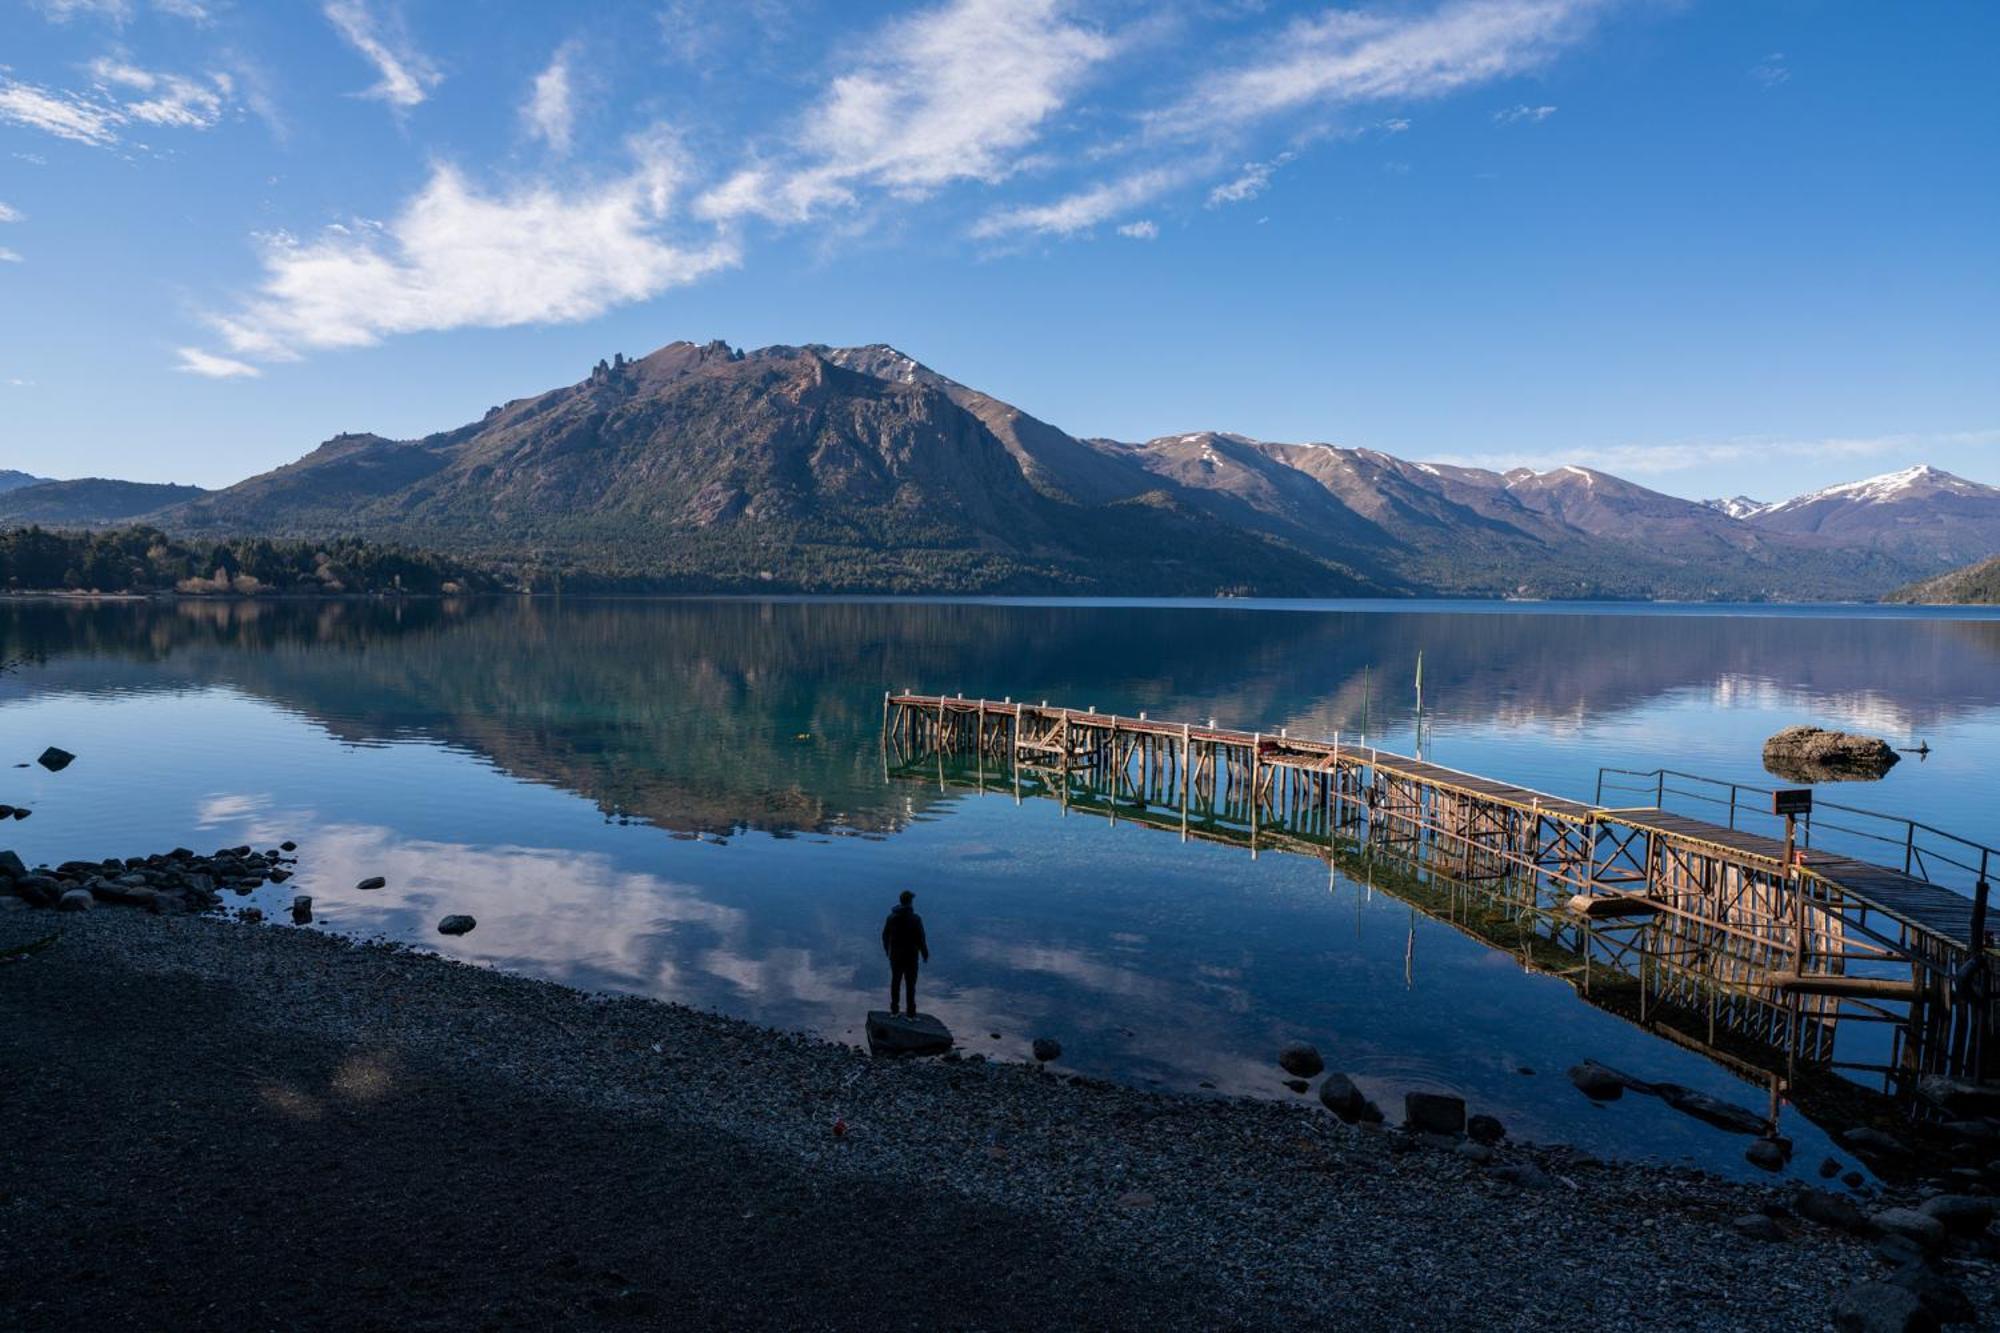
[1701,496,1768,520]
[1758,464,1994,515]
[1748,464,2000,563]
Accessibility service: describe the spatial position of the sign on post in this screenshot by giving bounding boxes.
[1772,789,1813,817]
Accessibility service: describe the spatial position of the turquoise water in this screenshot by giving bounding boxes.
[4,596,1997,1178]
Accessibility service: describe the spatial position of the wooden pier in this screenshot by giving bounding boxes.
[883,691,1998,1095]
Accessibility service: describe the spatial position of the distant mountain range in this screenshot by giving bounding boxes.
[7,340,1999,599]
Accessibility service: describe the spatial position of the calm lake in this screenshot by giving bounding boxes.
[6,596,1998,1178]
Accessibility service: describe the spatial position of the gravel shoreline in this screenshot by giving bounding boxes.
[4,909,1995,1330]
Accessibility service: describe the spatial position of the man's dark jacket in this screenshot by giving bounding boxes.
[882,904,929,962]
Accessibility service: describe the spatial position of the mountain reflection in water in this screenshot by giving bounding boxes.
[4,596,1998,1180]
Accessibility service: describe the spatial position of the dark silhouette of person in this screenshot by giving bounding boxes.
[881,889,929,1016]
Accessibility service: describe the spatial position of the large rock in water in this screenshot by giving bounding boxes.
[866,1011,952,1057]
[1762,725,1900,783]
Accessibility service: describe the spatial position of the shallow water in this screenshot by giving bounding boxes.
[4,596,1997,1179]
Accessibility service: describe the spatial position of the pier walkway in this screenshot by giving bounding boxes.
[884,692,1997,1092]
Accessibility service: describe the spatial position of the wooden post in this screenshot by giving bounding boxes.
[1250,733,1262,855]
[1180,724,1191,841]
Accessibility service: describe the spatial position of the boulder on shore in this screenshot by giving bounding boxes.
[1277,1041,1324,1078]
[1404,1092,1466,1136]
[1318,1073,1382,1124]
[437,914,476,936]
[1762,725,1900,784]
[1031,1036,1063,1063]
[866,1011,953,1058]
[36,746,75,772]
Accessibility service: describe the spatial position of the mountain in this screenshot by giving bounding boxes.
[0,469,49,494]
[171,342,1370,597]
[0,478,209,525]
[1702,496,1767,520]
[1748,465,2000,565]
[69,339,1994,600]
[1885,554,2000,605]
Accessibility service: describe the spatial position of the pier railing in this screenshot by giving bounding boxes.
[1596,766,1995,895]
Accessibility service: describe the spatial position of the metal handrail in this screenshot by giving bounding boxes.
[1596,765,1995,891]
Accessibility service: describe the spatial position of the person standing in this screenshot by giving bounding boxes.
[881,890,930,1016]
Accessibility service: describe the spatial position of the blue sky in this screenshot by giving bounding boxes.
[1,0,1995,499]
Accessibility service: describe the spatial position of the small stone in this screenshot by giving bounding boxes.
[355,876,387,891]
[1282,1078,1309,1094]
[1830,1281,1938,1333]
[1277,1042,1325,1078]
[1870,1208,1946,1250]
[1746,1138,1788,1172]
[1456,1141,1495,1165]
[1031,1037,1062,1062]
[280,840,297,852]
[57,888,92,912]
[1844,1171,1867,1189]
[437,914,476,936]
[238,907,263,924]
[1872,1234,1927,1269]
[1917,1075,2000,1119]
[1568,1061,1626,1101]
[12,874,59,907]
[1466,1114,1505,1145]
[1886,1262,1977,1326]
[1796,1188,1873,1234]
[1488,1162,1552,1190]
[1917,1194,1994,1236]
[36,746,75,772]
[1403,1092,1466,1136]
[268,868,292,884]
[1318,1073,1380,1124]
[866,1011,953,1057]
[0,849,25,880]
[9,808,27,820]
[291,895,313,924]
[1842,1127,1912,1159]
[1820,1157,1844,1179]
[1733,1213,1783,1241]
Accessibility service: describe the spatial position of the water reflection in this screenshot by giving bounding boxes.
[6,597,2000,838]
[5,597,2000,1179]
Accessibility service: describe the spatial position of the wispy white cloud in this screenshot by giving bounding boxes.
[194,131,738,365]
[989,0,1602,244]
[1750,52,1789,88]
[1153,0,1600,138]
[88,58,233,129]
[1115,218,1158,240]
[523,42,578,154]
[0,248,23,263]
[1206,150,1293,206]
[0,202,22,223]
[1493,102,1555,124]
[973,165,1187,239]
[323,0,440,109]
[176,347,262,378]
[1,61,235,145]
[153,0,211,21]
[698,0,1113,222]
[0,80,124,145]
[31,0,133,21]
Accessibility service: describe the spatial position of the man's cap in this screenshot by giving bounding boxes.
[899,889,916,904]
